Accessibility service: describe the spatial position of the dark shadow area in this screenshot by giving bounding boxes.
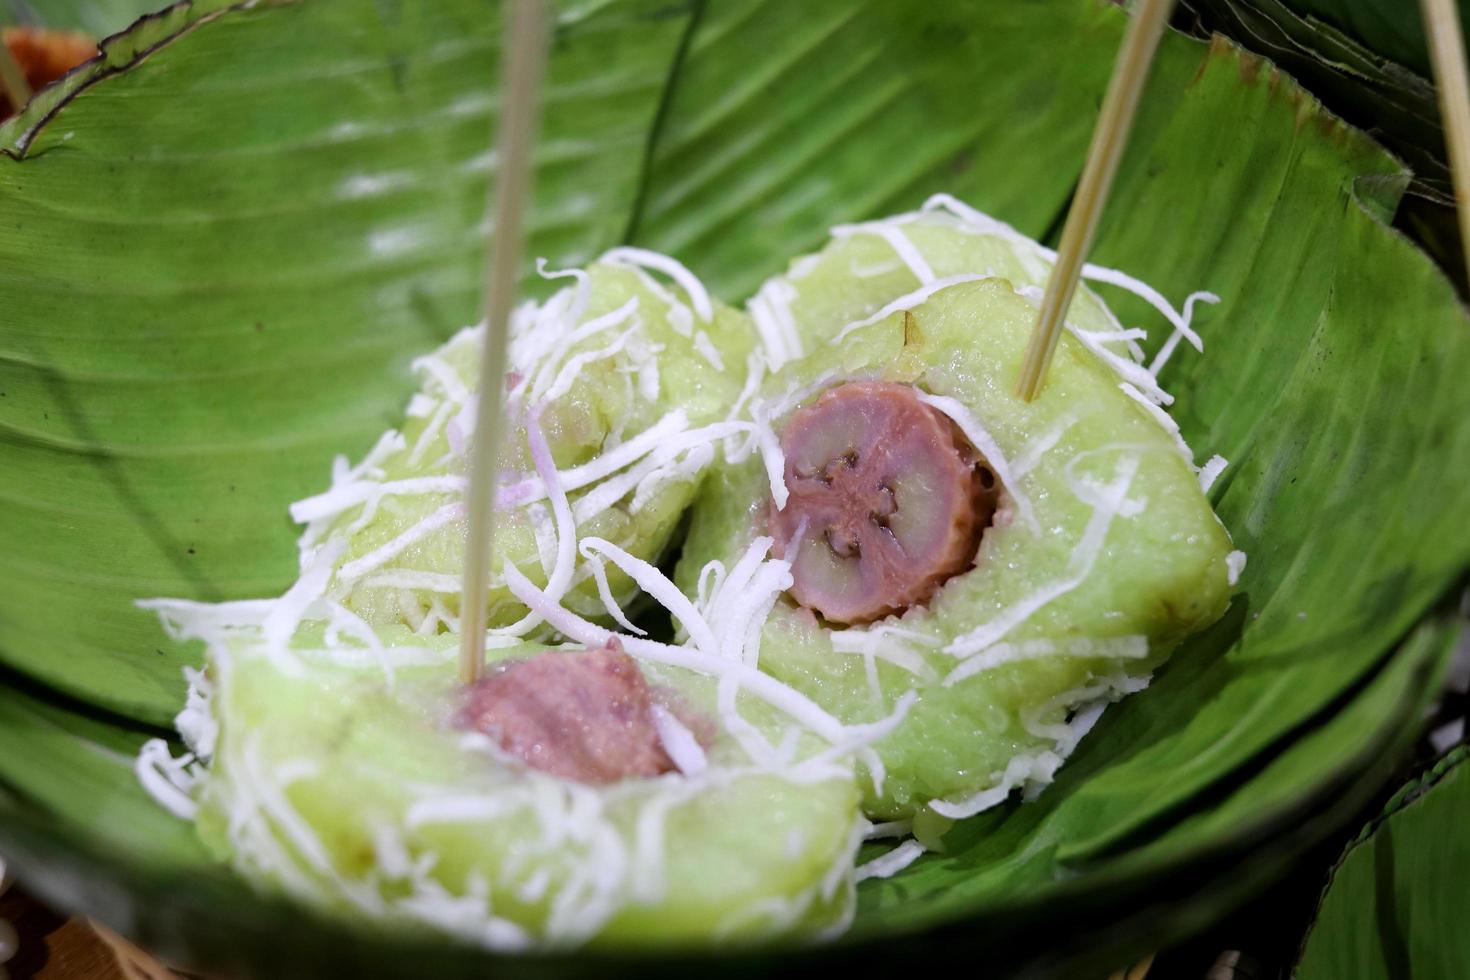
[0,885,68,980]
[1038,186,1076,250]
[0,657,176,743]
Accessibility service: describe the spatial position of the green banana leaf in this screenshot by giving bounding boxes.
[1296,745,1470,979]
[1185,0,1445,195]
[1,0,689,721]
[2,0,1470,976]
[1182,0,1465,293]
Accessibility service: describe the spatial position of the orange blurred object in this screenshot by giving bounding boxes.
[1,27,98,120]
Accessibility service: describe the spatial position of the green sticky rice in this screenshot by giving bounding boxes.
[295,257,755,635]
[194,625,862,948]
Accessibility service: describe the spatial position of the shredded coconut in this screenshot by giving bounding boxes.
[1226,550,1248,586]
[916,391,1039,535]
[1011,411,1080,479]
[135,739,205,820]
[1119,382,1195,464]
[831,274,988,344]
[335,503,462,583]
[692,330,726,372]
[1198,454,1228,492]
[942,635,1149,688]
[946,455,1141,658]
[855,839,927,881]
[599,247,713,323]
[748,277,803,369]
[928,750,1063,820]
[863,820,913,840]
[651,706,708,776]
[918,193,1217,390]
[832,220,935,285]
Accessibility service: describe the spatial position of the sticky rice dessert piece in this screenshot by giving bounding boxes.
[292,253,756,636]
[678,211,1234,821]
[180,623,865,948]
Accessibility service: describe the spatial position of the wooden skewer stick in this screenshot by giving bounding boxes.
[1421,0,1470,288]
[459,0,552,686]
[0,34,33,111]
[1014,0,1174,402]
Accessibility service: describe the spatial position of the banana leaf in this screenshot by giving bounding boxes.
[1296,745,1470,979]
[1181,0,1465,293]
[1184,0,1445,196]
[2,0,1470,976]
[0,0,690,721]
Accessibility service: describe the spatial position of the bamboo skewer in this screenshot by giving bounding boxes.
[459,0,552,686]
[1014,0,1174,401]
[1421,0,1470,288]
[0,35,33,111]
